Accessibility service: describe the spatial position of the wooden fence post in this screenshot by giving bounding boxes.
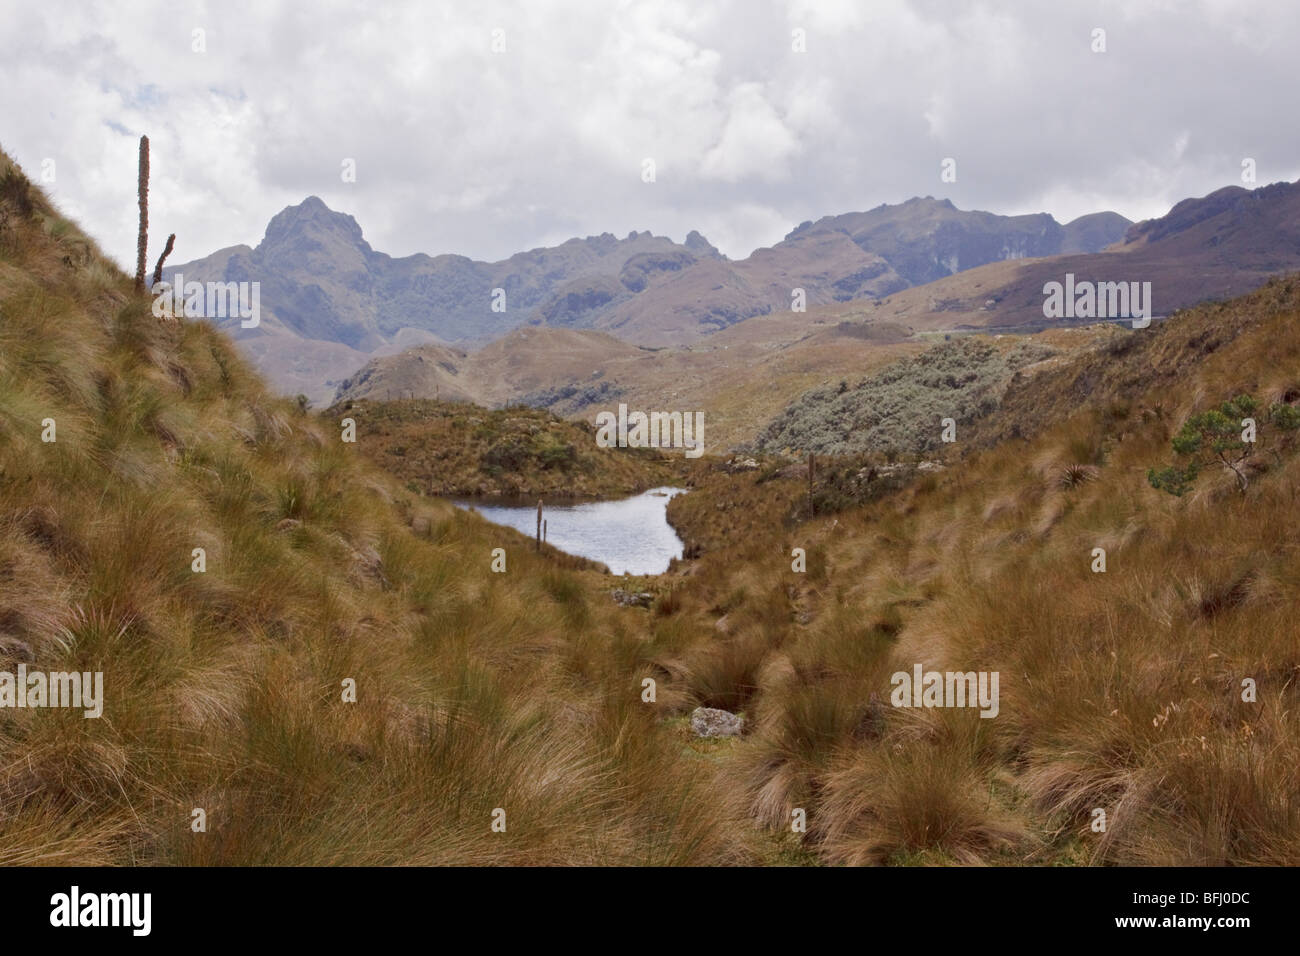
[808,451,815,516]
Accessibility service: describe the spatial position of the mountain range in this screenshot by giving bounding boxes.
[163,195,1133,402]
[329,178,1300,450]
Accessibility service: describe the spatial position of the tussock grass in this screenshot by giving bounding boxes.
[335,397,683,500]
[4,146,1300,866]
[0,152,752,866]
[649,275,1300,865]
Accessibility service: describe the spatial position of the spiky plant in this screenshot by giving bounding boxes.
[1059,463,1099,489]
[133,135,148,293]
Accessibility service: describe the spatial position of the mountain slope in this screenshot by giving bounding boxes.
[819,179,1300,334]
[169,195,1130,399]
[589,228,907,346]
[163,202,710,402]
[786,197,1131,286]
[0,149,753,865]
[654,274,1300,865]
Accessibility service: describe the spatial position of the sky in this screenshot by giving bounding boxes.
[2,0,1298,269]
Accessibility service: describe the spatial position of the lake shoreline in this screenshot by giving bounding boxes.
[450,486,690,576]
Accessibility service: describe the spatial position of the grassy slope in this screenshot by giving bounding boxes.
[332,397,684,500]
[335,308,928,454]
[3,147,1298,866]
[0,152,753,865]
[655,276,1300,864]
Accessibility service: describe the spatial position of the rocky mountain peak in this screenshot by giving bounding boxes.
[684,229,722,258]
[259,195,368,253]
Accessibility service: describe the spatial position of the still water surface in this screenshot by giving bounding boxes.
[453,487,688,575]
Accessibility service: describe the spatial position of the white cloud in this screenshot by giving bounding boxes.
[694,202,792,259]
[1,0,1298,269]
[700,83,800,182]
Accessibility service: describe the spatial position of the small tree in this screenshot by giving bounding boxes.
[1148,394,1299,496]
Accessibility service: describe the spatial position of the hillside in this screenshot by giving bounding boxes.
[653,274,1300,864]
[812,179,1300,334]
[4,146,1299,867]
[332,326,648,411]
[754,335,1064,456]
[332,398,684,499]
[785,197,1131,286]
[0,150,755,865]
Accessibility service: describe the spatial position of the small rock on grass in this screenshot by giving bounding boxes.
[691,706,743,738]
[612,588,654,608]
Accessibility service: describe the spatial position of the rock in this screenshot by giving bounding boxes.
[351,543,387,586]
[691,706,744,738]
[724,456,760,473]
[612,588,654,608]
[339,536,388,588]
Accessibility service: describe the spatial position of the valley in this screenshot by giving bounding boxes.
[317,179,1300,460]
[3,145,1300,868]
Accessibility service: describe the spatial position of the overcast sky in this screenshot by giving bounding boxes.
[3,0,1297,268]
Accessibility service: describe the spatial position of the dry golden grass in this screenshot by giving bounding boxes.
[647,276,1300,866]
[4,144,1299,867]
[0,151,756,866]
[336,397,685,500]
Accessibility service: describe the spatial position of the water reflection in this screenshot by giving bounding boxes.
[452,487,688,575]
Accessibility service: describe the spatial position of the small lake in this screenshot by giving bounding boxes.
[453,487,688,575]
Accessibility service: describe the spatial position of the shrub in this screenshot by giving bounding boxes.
[1148,395,1262,495]
[756,338,1057,457]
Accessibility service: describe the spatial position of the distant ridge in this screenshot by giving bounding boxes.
[165,195,1130,400]
[786,196,1131,286]
[336,179,1300,448]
